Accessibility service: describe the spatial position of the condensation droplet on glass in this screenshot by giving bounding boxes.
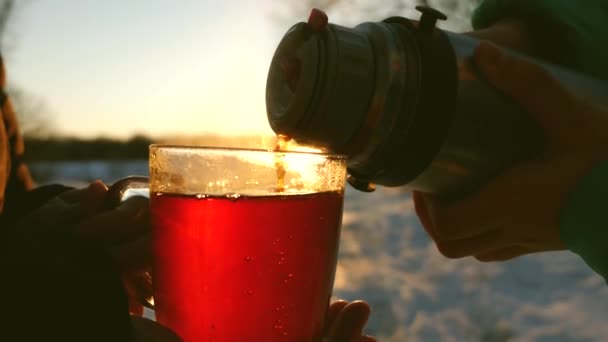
[282,332,288,336]
[196,193,208,199]
[154,192,164,197]
[279,251,286,256]
[278,257,287,265]
[288,234,294,240]
[243,289,254,296]
[283,273,294,283]
[244,256,254,262]
[273,238,281,245]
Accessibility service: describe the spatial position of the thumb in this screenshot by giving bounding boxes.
[328,301,371,341]
[474,42,581,140]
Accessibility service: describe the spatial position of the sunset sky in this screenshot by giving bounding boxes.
[3,1,465,139]
[5,0,292,138]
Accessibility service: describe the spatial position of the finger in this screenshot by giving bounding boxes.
[421,190,500,241]
[124,272,154,313]
[74,196,150,243]
[80,181,109,216]
[128,299,144,316]
[413,191,438,240]
[58,181,106,203]
[424,161,543,241]
[108,233,153,272]
[22,197,82,229]
[329,301,371,342]
[435,229,513,259]
[54,181,108,218]
[474,42,581,139]
[475,246,533,262]
[325,300,349,335]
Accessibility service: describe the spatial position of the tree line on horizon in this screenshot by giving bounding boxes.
[23,135,153,161]
[23,134,276,162]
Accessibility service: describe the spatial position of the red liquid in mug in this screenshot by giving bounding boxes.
[151,191,344,342]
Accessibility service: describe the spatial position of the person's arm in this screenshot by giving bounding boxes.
[559,162,608,283]
[413,42,608,284]
[0,185,135,341]
[470,0,608,282]
[1,228,134,341]
[470,0,608,80]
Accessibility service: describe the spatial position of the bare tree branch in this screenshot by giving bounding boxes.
[0,0,55,138]
[8,85,54,138]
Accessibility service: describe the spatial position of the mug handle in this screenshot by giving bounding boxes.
[105,176,155,311]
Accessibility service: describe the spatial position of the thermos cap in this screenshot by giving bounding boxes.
[266,7,459,193]
[265,9,376,152]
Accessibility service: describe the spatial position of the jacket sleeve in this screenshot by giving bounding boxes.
[0,217,135,341]
[559,161,608,284]
[471,0,608,81]
[473,1,608,283]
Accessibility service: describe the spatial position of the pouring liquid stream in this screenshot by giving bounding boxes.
[272,134,290,193]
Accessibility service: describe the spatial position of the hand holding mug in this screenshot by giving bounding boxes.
[108,146,349,341]
[11,180,151,271]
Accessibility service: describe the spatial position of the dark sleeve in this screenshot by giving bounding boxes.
[0,184,74,227]
[0,221,135,341]
[471,0,608,80]
[559,161,608,284]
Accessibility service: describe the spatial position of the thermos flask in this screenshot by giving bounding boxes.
[265,7,608,198]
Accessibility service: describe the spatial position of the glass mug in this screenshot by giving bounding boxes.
[108,145,347,341]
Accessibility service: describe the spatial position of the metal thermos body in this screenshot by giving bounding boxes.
[265,7,608,198]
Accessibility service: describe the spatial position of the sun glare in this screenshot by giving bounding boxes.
[232,135,338,193]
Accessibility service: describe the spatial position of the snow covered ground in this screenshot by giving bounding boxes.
[30,161,608,341]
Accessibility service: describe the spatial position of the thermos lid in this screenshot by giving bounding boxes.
[266,7,458,193]
[265,9,376,152]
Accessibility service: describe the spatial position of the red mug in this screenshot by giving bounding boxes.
[109,145,347,341]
